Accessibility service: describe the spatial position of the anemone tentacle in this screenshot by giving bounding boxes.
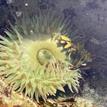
[0,10,82,101]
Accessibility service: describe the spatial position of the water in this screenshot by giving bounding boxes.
[0,0,107,106]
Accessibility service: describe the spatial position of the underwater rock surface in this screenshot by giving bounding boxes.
[56,1,107,106]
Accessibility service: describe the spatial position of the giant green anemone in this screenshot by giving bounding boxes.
[0,11,81,101]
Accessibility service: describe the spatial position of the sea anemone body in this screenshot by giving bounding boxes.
[0,10,81,101]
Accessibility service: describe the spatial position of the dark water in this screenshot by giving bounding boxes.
[0,0,107,106]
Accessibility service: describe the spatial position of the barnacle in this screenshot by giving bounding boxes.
[0,10,81,101]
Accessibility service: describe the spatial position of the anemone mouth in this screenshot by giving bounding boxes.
[37,48,55,65]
